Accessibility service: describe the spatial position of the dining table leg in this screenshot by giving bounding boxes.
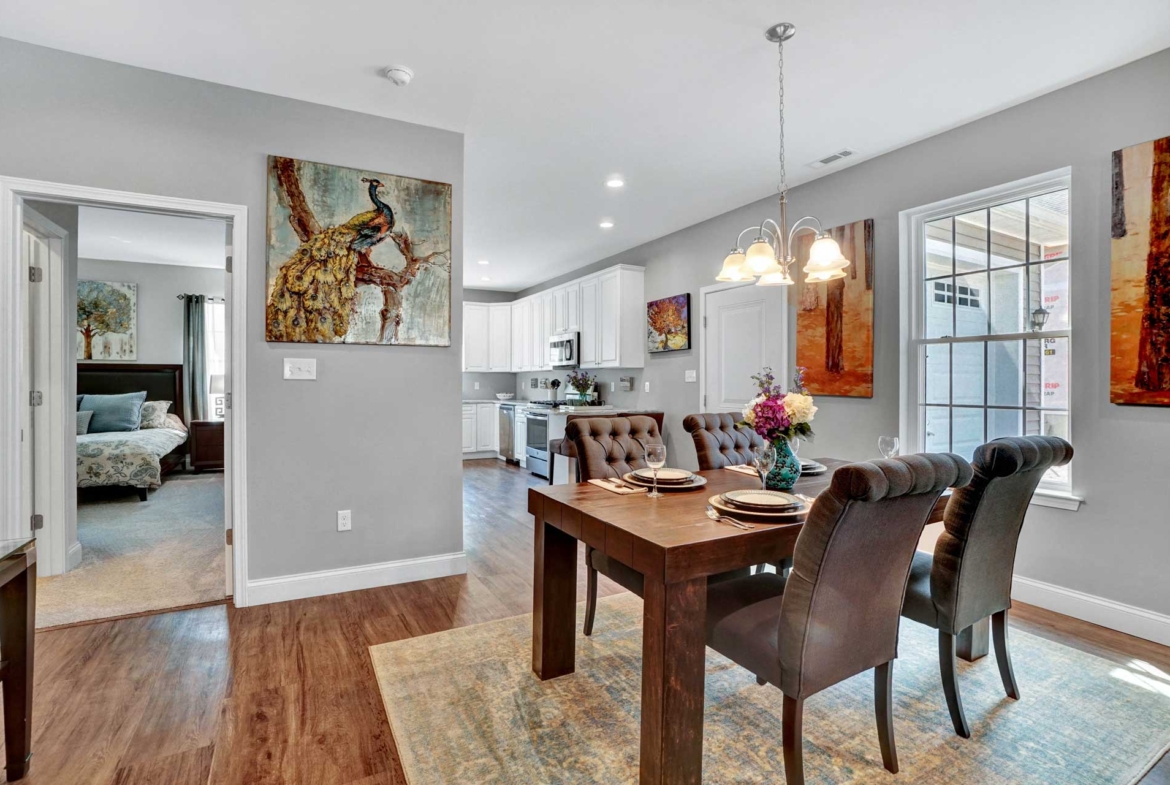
[640,575,707,785]
[532,519,578,680]
[957,617,990,662]
[0,558,35,781]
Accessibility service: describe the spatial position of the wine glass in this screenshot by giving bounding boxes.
[645,444,667,498]
[789,437,801,458]
[752,443,777,491]
[878,435,900,459]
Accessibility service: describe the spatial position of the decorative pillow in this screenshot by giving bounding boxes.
[76,410,94,435]
[77,394,84,411]
[164,413,189,434]
[139,400,172,429]
[79,391,148,433]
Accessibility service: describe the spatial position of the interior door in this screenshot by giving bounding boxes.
[222,221,234,596]
[701,283,788,413]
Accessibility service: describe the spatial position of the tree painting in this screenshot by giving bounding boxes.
[794,218,874,397]
[76,281,136,361]
[265,156,452,346]
[1111,135,1170,405]
[647,293,690,352]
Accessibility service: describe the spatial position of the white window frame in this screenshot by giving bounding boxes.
[898,168,1081,511]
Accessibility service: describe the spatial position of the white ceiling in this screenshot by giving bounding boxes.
[78,207,227,268]
[5,1,1169,291]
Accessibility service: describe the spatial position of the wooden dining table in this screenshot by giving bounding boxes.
[528,459,953,785]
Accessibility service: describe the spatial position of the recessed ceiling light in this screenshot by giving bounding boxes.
[606,175,625,188]
[477,259,490,265]
[599,219,615,229]
[480,276,491,282]
[383,65,415,87]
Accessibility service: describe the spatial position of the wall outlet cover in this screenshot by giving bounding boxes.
[644,381,651,393]
[685,369,697,383]
[337,509,352,532]
[283,358,317,380]
[474,381,480,390]
[610,381,615,392]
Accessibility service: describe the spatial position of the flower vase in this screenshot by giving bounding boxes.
[766,437,802,491]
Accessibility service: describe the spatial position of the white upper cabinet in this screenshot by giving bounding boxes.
[541,292,555,370]
[488,304,512,372]
[511,299,532,371]
[462,302,490,372]
[551,281,580,334]
[531,293,545,372]
[576,265,644,369]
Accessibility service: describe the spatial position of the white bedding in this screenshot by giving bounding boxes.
[77,428,188,489]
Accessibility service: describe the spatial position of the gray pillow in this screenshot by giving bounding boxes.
[139,400,172,429]
[79,392,148,433]
[76,394,84,411]
[76,410,94,435]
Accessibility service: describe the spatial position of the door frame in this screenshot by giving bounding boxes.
[0,175,252,606]
[697,280,791,415]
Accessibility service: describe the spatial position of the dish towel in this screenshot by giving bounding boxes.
[587,479,648,495]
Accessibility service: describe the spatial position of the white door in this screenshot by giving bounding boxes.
[461,409,476,452]
[565,281,580,331]
[701,283,789,413]
[579,277,599,367]
[597,270,619,366]
[463,303,490,371]
[476,404,497,451]
[488,304,511,371]
[553,287,568,333]
[222,221,234,596]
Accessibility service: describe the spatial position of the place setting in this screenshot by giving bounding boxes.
[710,441,815,527]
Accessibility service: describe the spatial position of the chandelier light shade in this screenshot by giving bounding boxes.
[714,23,852,289]
[716,249,749,281]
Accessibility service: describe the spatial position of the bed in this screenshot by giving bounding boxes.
[77,364,189,500]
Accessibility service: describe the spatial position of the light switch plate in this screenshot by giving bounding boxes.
[474,381,480,390]
[684,369,697,383]
[610,382,615,392]
[284,358,317,380]
[644,381,651,393]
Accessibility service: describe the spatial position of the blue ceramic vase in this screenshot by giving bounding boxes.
[766,437,802,491]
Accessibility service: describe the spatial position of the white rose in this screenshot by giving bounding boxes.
[742,394,763,425]
[783,392,817,424]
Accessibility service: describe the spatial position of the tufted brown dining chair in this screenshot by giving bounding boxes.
[705,453,973,785]
[683,412,765,469]
[901,435,1073,739]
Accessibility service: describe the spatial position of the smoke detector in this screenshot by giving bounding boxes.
[383,66,415,87]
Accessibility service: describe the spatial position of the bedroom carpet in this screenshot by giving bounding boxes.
[36,473,225,628]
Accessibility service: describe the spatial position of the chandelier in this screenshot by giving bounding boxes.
[716,23,851,286]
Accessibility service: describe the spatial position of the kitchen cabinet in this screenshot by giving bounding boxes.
[515,407,528,468]
[542,292,555,370]
[552,281,580,334]
[577,264,644,369]
[531,293,545,372]
[461,405,476,452]
[511,299,532,371]
[462,303,490,372]
[476,403,498,452]
[488,304,512,371]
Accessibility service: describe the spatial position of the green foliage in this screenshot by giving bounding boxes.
[77,281,132,337]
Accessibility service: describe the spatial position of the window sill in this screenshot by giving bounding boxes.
[1031,489,1082,512]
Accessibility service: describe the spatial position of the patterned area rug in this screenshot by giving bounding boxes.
[370,593,1170,784]
[37,473,225,627]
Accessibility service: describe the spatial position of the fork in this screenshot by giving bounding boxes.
[705,505,754,530]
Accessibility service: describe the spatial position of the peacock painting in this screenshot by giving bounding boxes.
[265,156,452,346]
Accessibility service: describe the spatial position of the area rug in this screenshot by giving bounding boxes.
[370,593,1170,784]
[37,474,225,628]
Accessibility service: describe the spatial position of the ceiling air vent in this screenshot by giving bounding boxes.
[807,148,856,169]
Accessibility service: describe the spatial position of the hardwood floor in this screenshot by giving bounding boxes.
[13,458,1170,784]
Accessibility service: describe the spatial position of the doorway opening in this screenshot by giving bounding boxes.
[3,178,250,625]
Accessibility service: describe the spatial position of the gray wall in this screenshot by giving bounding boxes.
[519,48,1170,616]
[462,372,516,399]
[77,259,224,365]
[462,287,515,304]
[2,39,465,582]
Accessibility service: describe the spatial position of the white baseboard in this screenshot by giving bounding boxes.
[246,551,467,607]
[1012,575,1170,648]
[462,451,499,460]
[66,540,83,571]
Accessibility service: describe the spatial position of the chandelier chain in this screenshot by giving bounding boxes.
[777,37,786,197]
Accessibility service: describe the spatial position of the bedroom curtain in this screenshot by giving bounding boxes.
[182,294,207,421]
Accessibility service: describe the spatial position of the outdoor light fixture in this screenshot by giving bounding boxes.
[1031,305,1051,332]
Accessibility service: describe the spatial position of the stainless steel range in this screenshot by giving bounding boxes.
[523,400,573,478]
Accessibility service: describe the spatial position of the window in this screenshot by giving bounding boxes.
[204,301,226,419]
[903,171,1073,498]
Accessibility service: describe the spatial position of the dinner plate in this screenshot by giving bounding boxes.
[622,473,707,491]
[708,494,808,520]
[800,460,828,476]
[720,489,802,512]
[632,467,692,483]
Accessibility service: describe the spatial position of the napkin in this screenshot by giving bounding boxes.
[588,479,648,495]
[724,464,759,477]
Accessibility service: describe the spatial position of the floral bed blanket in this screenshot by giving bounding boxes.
[77,428,187,489]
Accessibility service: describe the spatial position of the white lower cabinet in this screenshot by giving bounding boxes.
[461,405,476,453]
[515,408,528,468]
[463,403,499,456]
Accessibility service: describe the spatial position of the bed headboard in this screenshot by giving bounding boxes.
[77,363,186,424]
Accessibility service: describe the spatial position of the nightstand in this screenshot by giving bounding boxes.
[189,419,225,472]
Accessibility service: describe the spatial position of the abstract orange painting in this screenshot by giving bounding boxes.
[1111,136,1170,405]
[794,218,874,397]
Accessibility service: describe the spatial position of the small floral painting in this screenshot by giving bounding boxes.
[647,293,690,353]
[77,280,137,361]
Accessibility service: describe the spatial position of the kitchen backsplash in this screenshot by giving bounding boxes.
[513,370,648,408]
[462,373,518,399]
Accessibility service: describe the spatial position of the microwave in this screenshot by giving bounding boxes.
[549,332,579,369]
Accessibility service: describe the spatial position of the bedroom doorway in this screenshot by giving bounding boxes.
[3,181,249,627]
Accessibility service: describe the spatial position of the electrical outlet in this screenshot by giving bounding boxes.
[337,510,352,532]
[283,358,317,380]
[685,369,697,383]
[610,382,615,392]
[474,381,480,390]
[644,381,651,393]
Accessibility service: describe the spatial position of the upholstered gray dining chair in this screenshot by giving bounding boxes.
[705,453,973,785]
[682,412,765,469]
[901,435,1073,739]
